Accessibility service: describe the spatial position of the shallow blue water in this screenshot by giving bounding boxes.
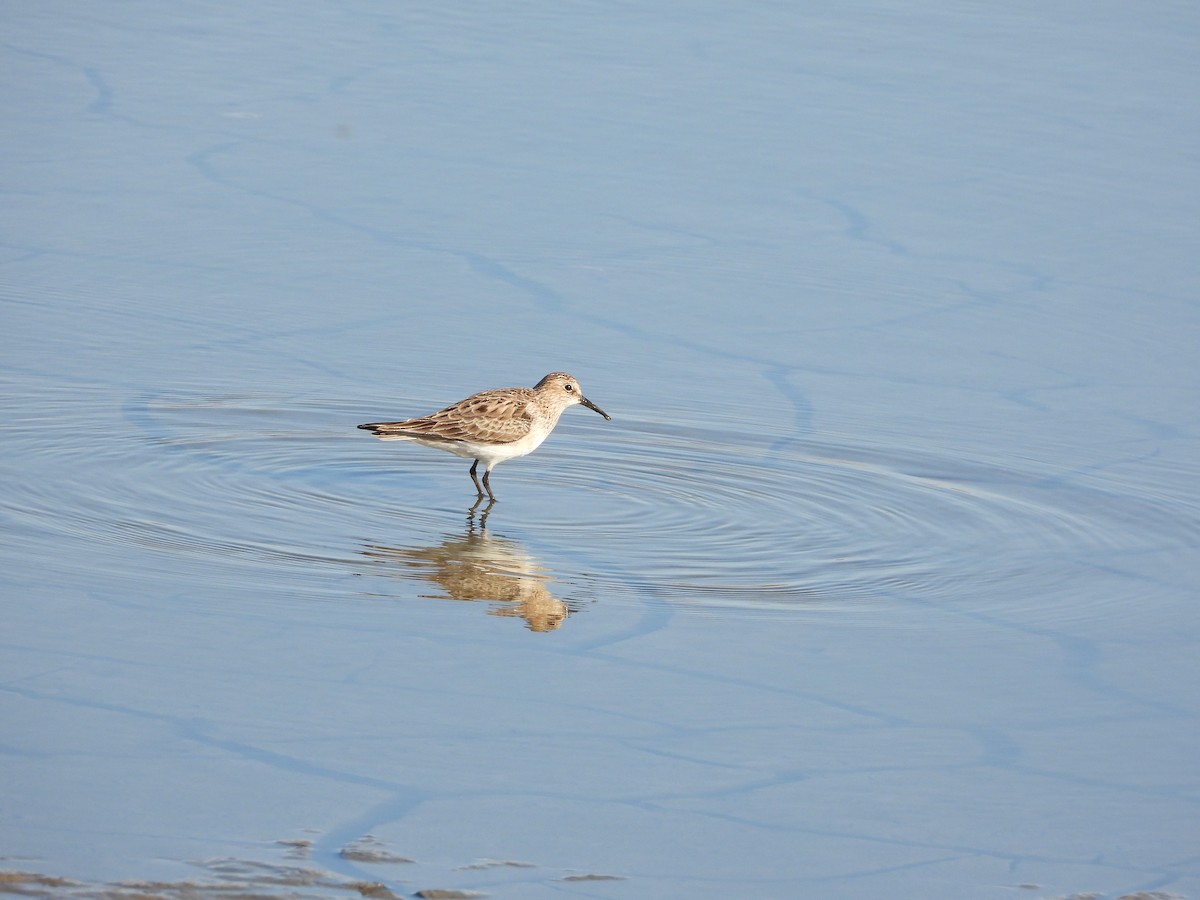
[2,3,1199,898]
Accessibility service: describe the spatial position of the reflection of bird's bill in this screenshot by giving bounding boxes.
[488,594,568,632]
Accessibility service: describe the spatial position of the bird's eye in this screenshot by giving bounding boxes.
[564,384,574,392]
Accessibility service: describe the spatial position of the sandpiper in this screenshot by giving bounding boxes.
[358,372,611,501]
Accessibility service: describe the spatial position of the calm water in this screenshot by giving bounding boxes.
[3,3,1199,898]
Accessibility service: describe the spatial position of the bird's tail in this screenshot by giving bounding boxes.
[358,420,447,442]
[357,422,412,440]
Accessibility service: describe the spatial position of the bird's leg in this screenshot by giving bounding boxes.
[481,467,497,502]
[469,460,485,498]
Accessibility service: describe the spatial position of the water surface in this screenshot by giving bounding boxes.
[2,3,1198,898]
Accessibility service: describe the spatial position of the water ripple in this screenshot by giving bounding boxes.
[529,415,1198,623]
[5,384,1196,624]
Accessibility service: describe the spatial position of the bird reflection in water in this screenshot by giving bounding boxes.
[361,500,573,632]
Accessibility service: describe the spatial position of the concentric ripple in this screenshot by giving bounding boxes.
[526,414,1200,620]
[6,382,1197,623]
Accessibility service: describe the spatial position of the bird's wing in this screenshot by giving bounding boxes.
[360,388,535,444]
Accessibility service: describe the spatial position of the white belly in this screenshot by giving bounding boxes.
[404,425,553,467]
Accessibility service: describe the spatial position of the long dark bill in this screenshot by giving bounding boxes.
[581,397,612,421]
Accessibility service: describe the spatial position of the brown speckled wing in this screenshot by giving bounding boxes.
[363,388,535,444]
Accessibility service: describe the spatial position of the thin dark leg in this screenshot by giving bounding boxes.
[469,460,485,498]
[481,467,497,501]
